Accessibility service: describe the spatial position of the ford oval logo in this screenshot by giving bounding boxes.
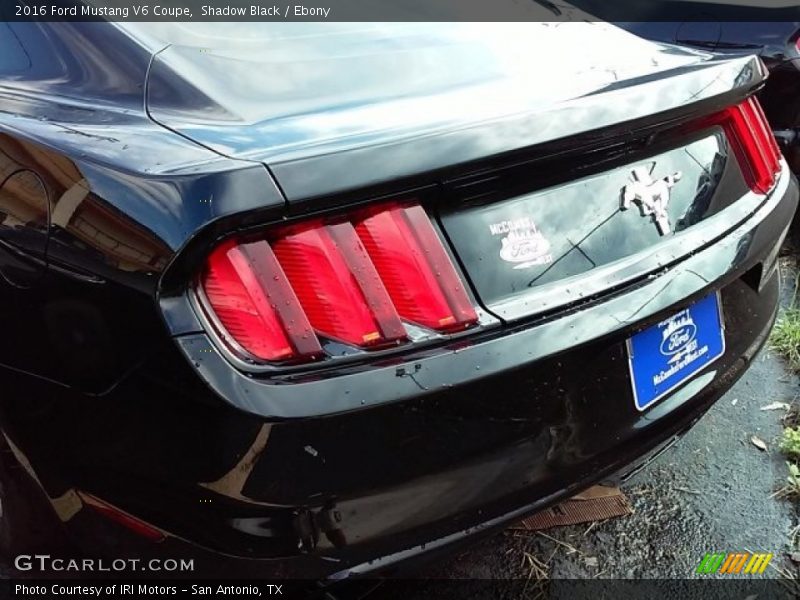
[492,218,553,270]
[660,322,697,356]
[499,236,551,265]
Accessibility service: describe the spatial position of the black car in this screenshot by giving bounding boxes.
[0,20,796,580]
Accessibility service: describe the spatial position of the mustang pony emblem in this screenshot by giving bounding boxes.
[621,166,682,235]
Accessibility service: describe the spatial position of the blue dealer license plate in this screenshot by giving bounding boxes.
[627,293,725,411]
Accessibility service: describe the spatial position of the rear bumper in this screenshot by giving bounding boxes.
[2,169,797,578]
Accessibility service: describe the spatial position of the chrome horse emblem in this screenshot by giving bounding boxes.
[621,166,682,235]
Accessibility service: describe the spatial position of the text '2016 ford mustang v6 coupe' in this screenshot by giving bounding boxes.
[0,19,796,579]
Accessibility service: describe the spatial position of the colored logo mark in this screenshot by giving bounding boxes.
[696,552,773,575]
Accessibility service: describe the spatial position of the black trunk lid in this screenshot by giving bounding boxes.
[438,127,753,322]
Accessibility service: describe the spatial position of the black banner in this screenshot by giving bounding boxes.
[1,0,800,22]
[3,579,799,600]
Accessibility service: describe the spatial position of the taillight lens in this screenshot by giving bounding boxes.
[271,221,406,347]
[203,241,322,361]
[199,203,478,364]
[696,97,781,195]
[355,204,478,331]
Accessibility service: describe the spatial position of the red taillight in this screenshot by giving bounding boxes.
[203,240,322,361]
[355,204,478,332]
[697,97,781,195]
[272,222,406,347]
[200,203,477,364]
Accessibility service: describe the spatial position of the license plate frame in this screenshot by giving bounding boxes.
[627,292,726,412]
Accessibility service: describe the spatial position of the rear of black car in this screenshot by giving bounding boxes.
[157,106,795,579]
[1,22,797,581]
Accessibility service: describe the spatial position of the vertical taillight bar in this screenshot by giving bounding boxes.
[326,222,408,342]
[271,223,406,347]
[203,241,322,361]
[355,204,478,332]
